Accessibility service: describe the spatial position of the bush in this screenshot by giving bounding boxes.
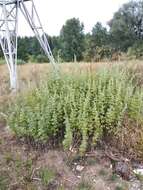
[17,59,26,65]
[0,59,26,65]
[29,55,49,63]
[35,55,49,63]
[83,45,120,62]
[7,66,143,154]
[0,59,5,65]
[94,46,112,61]
[127,42,143,59]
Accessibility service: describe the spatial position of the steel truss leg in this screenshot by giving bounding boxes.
[19,0,57,71]
[0,2,18,90]
[0,0,56,90]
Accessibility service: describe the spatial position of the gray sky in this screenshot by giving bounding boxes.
[18,0,129,36]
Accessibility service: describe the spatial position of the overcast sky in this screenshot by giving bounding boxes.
[18,0,129,36]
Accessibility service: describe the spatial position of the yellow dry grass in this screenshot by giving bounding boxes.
[0,60,143,97]
[0,62,105,95]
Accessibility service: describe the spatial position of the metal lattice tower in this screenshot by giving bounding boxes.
[0,0,56,90]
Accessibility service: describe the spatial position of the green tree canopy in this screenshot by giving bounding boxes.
[60,18,85,62]
[109,0,143,51]
[92,22,109,47]
[83,22,109,61]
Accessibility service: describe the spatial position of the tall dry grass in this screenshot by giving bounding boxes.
[0,61,125,87]
[1,60,143,95]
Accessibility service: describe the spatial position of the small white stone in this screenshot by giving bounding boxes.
[110,164,113,169]
[93,179,96,182]
[76,165,84,172]
[133,169,143,176]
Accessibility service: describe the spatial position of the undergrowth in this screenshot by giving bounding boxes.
[7,65,143,155]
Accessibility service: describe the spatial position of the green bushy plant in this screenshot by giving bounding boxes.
[0,59,5,65]
[7,66,143,154]
[0,58,26,65]
[39,168,55,186]
[127,42,143,59]
[29,54,49,63]
[17,59,26,65]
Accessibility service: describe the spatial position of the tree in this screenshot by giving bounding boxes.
[83,22,109,61]
[92,22,109,47]
[60,18,85,62]
[27,37,42,56]
[83,33,93,61]
[18,36,50,63]
[127,40,143,59]
[50,36,63,62]
[17,37,29,62]
[109,0,143,51]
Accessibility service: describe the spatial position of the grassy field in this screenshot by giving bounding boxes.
[0,61,136,95]
[0,62,109,104]
[0,61,143,190]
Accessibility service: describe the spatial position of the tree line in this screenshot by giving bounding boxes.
[1,0,143,63]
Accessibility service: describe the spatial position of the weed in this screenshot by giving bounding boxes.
[0,138,3,145]
[86,157,97,166]
[24,159,33,170]
[39,168,56,186]
[135,173,143,182]
[99,169,108,176]
[23,159,34,183]
[24,183,37,190]
[109,173,119,182]
[0,171,9,190]
[115,185,126,190]
[58,187,65,190]
[77,180,92,190]
[4,153,14,164]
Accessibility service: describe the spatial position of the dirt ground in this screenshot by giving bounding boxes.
[1,62,143,189]
[0,122,141,190]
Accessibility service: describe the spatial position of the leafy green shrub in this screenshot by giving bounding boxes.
[0,171,10,190]
[0,59,5,65]
[39,168,55,186]
[35,54,48,63]
[0,59,26,65]
[94,46,112,61]
[77,180,92,190]
[17,59,26,65]
[127,42,143,59]
[29,54,49,63]
[83,45,120,62]
[7,66,143,154]
[36,54,48,63]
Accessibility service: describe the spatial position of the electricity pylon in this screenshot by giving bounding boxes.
[0,0,56,90]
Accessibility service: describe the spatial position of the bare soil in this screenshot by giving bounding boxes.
[0,123,139,190]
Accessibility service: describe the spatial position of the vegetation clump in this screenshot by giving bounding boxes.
[7,66,143,155]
